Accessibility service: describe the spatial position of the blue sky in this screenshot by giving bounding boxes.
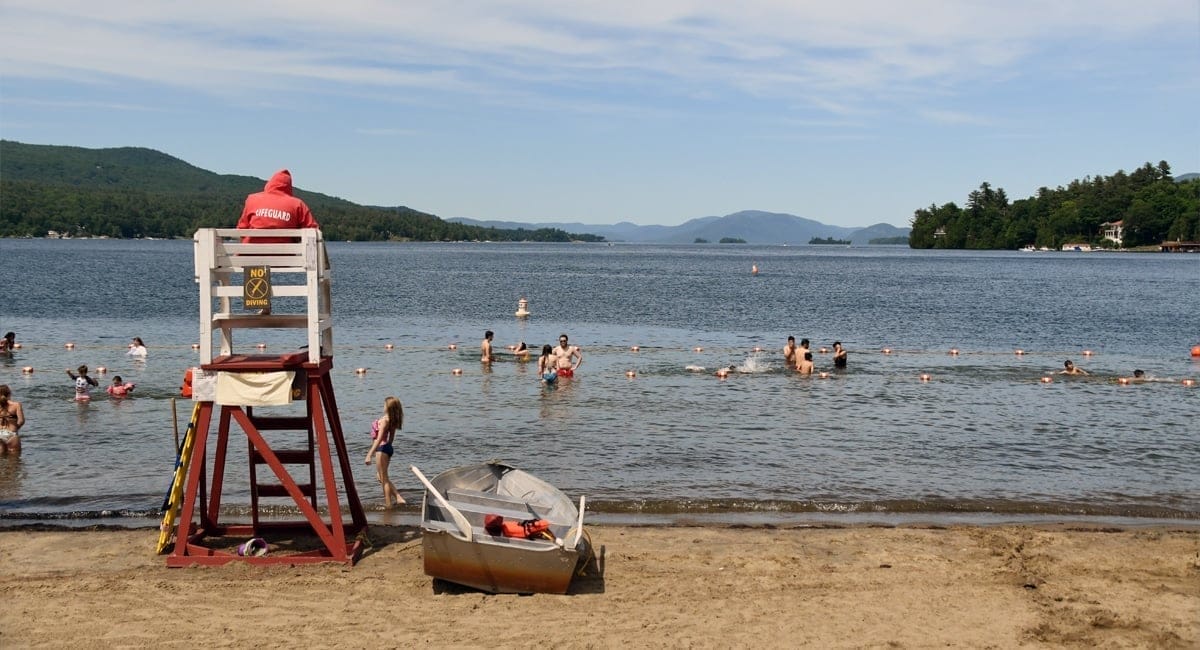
[2,1,1197,228]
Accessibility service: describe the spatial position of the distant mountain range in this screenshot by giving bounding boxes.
[450,210,911,245]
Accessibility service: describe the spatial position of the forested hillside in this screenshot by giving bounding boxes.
[0,141,602,242]
[908,161,1199,249]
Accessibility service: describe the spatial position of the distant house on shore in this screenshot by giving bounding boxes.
[1100,220,1124,246]
[933,227,946,239]
[1159,241,1200,252]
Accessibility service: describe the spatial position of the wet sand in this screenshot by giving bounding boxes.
[2,524,1197,648]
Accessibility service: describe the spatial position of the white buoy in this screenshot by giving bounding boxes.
[515,297,530,318]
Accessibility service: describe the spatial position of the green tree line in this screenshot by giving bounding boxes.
[908,162,1199,249]
[0,140,603,242]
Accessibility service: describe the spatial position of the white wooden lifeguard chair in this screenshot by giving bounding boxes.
[166,228,366,567]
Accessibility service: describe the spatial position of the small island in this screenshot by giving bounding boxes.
[719,237,747,244]
[809,237,850,245]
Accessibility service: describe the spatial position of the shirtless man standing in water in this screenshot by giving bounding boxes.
[480,330,496,363]
[783,336,798,369]
[553,334,583,378]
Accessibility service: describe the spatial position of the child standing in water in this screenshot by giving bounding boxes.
[364,396,405,507]
[66,365,99,401]
[107,376,136,398]
[538,344,557,383]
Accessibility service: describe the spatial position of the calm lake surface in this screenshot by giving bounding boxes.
[1,239,1197,526]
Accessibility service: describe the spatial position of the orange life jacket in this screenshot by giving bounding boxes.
[180,368,193,398]
[485,515,552,539]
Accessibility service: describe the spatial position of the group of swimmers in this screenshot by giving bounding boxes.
[61,337,147,401]
[783,336,847,375]
[480,330,582,384]
[1059,359,1150,383]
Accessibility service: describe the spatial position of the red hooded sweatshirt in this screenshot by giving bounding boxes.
[237,169,319,243]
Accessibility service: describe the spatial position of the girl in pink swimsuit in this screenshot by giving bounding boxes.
[364,396,405,507]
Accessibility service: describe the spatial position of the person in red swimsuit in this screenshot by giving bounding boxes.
[552,334,582,378]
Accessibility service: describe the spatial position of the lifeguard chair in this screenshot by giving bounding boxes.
[166,228,366,566]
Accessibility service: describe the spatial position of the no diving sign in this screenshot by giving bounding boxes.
[243,266,272,311]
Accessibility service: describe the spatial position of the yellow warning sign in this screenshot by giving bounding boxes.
[243,266,272,311]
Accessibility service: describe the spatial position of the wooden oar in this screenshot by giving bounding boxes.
[566,495,586,551]
[410,465,473,542]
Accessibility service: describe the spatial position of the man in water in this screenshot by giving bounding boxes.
[796,338,811,371]
[553,334,583,378]
[480,330,495,363]
[783,336,797,369]
[1060,360,1088,375]
[832,341,847,369]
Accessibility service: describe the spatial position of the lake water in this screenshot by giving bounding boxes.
[1,239,1198,527]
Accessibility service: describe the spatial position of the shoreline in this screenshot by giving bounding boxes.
[6,510,1200,533]
[2,523,1197,647]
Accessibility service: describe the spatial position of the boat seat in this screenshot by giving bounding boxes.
[444,488,554,521]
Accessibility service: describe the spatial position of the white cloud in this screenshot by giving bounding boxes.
[0,0,1195,116]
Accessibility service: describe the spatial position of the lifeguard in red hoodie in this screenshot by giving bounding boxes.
[237,169,320,243]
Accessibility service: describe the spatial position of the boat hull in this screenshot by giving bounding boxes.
[422,528,586,594]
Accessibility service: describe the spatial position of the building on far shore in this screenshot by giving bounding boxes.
[1100,220,1124,246]
[1159,241,1200,252]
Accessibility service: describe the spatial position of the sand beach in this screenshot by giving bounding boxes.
[2,523,1197,648]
